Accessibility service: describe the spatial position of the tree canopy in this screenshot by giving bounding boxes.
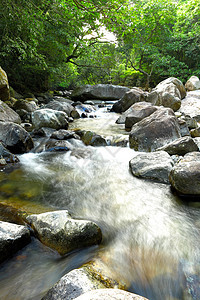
[0,0,199,92]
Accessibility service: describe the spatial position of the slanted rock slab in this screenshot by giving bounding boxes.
[75,289,149,300]
[169,152,200,195]
[156,136,199,156]
[129,151,173,184]
[129,107,181,152]
[26,210,102,255]
[0,221,31,263]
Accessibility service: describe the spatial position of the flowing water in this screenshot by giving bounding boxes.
[0,108,200,300]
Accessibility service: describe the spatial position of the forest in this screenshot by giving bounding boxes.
[0,0,199,92]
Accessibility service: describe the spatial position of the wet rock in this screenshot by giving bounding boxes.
[26,210,102,255]
[31,109,69,130]
[0,121,34,154]
[125,102,158,130]
[75,104,97,118]
[0,100,21,124]
[177,119,190,137]
[75,289,149,300]
[129,151,173,184]
[190,127,200,138]
[0,142,19,164]
[31,127,56,138]
[0,67,10,101]
[71,84,129,102]
[112,88,157,113]
[44,100,75,117]
[42,262,124,300]
[185,76,200,91]
[81,131,107,147]
[33,138,73,153]
[13,99,38,112]
[50,129,80,140]
[0,221,31,263]
[169,152,200,195]
[156,136,199,156]
[178,90,200,121]
[109,135,129,147]
[129,107,181,152]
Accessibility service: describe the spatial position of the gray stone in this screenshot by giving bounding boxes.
[26,210,102,255]
[156,136,199,156]
[81,131,107,147]
[75,289,149,300]
[129,107,181,152]
[44,100,75,117]
[0,221,31,263]
[190,127,200,138]
[13,99,37,112]
[31,109,69,130]
[34,138,73,153]
[71,84,130,102]
[169,152,200,195]
[178,90,200,121]
[0,67,10,101]
[50,129,80,140]
[178,119,190,137]
[112,88,157,113]
[125,102,158,130]
[0,100,21,124]
[129,151,173,184]
[0,121,34,154]
[185,76,200,91]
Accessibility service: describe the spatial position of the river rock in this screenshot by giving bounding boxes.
[44,100,75,117]
[0,221,31,263]
[0,121,34,154]
[169,152,200,195]
[177,119,190,137]
[13,99,38,112]
[26,210,102,255]
[80,130,107,146]
[185,76,200,91]
[157,136,199,155]
[0,100,21,124]
[71,84,130,102]
[50,129,80,140]
[152,77,186,111]
[112,88,157,113]
[0,67,10,101]
[75,289,149,300]
[34,139,74,153]
[0,142,19,164]
[178,90,200,121]
[125,102,158,130]
[31,109,69,130]
[129,107,181,152]
[129,151,173,184]
[190,127,200,138]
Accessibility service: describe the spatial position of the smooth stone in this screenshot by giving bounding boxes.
[31,109,69,130]
[0,221,31,263]
[50,129,80,140]
[80,131,107,147]
[129,151,173,184]
[178,90,200,121]
[169,152,200,195]
[26,210,102,255]
[156,136,199,156]
[0,100,21,124]
[75,289,149,300]
[129,107,181,152]
[44,100,75,117]
[185,76,200,91]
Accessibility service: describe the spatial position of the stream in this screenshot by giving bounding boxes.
[0,107,200,300]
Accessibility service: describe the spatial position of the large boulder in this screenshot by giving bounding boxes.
[0,100,21,124]
[129,151,173,184]
[178,90,200,121]
[124,102,158,130]
[156,136,199,156]
[169,152,200,195]
[44,100,75,117]
[0,121,34,154]
[75,289,149,300]
[112,88,157,113]
[129,107,181,152]
[71,84,130,102]
[31,109,69,130]
[13,99,38,112]
[152,77,186,111]
[185,76,200,91]
[26,210,102,255]
[0,221,31,263]
[0,67,10,101]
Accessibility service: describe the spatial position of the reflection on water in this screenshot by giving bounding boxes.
[0,114,200,299]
